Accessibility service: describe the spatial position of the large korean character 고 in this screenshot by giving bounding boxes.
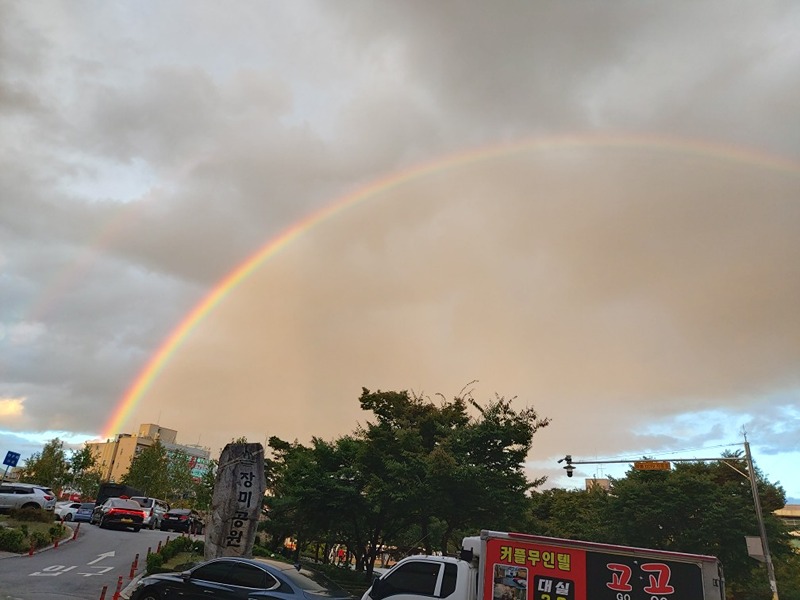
[232,510,249,529]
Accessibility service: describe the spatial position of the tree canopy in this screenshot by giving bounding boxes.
[263,387,550,575]
[527,454,799,598]
[120,441,200,502]
[18,439,100,498]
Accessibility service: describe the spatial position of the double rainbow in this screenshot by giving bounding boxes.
[100,132,800,439]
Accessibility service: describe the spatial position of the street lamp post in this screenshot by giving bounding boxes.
[559,443,779,600]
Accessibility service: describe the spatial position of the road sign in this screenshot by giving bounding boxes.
[633,460,671,471]
[3,451,20,467]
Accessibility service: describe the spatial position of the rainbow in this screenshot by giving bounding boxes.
[100,132,800,438]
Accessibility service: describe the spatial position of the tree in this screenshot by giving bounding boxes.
[193,459,217,512]
[435,394,550,549]
[526,487,612,541]
[121,441,170,498]
[19,438,68,490]
[264,386,551,578]
[165,449,196,502]
[534,455,796,598]
[68,443,102,499]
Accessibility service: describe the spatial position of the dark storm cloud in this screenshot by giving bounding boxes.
[0,1,798,495]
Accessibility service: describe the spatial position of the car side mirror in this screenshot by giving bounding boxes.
[180,571,192,582]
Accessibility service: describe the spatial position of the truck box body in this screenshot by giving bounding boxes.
[95,483,144,505]
[364,530,724,600]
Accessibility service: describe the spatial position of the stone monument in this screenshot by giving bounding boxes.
[205,442,266,560]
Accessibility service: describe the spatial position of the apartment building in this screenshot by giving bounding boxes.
[87,423,211,482]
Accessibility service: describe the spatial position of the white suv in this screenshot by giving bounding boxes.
[0,483,57,511]
[130,497,170,529]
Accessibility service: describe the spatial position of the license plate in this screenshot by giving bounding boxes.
[121,518,132,523]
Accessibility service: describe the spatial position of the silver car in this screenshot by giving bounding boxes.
[130,496,170,529]
[0,483,57,511]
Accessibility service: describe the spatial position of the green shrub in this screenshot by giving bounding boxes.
[0,528,25,553]
[30,530,50,549]
[253,546,279,558]
[174,536,194,552]
[146,552,164,574]
[9,508,54,523]
[147,535,204,575]
[160,535,194,561]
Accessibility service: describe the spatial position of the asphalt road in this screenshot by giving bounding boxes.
[0,522,184,600]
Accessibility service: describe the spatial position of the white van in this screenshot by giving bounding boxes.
[130,497,170,529]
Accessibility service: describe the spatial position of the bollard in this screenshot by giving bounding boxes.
[112,576,123,600]
[54,536,59,549]
[146,546,151,557]
[98,585,108,600]
[28,543,34,557]
[73,523,80,540]
[156,540,162,553]
[133,552,139,572]
[129,559,136,579]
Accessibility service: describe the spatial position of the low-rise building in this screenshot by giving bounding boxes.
[88,423,211,483]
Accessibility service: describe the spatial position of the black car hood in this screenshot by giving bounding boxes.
[140,572,184,584]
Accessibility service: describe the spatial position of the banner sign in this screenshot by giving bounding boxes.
[486,537,705,600]
[633,460,671,471]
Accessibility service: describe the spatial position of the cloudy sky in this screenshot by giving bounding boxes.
[1,2,799,501]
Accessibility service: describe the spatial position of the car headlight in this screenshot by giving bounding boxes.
[119,577,145,599]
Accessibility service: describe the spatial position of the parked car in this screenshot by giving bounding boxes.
[125,557,353,600]
[159,508,204,534]
[90,497,145,532]
[0,483,57,512]
[55,501,84,521]
[130,496,170,530]
[73,502,96,523]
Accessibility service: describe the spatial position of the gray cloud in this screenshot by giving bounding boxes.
[1,1,799,496]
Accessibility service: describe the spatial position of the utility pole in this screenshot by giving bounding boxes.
[744,437,779,600]
[559,444,780,600]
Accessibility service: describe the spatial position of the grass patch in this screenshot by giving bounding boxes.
[0,514,67,553]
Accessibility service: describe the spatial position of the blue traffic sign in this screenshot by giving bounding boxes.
[3,451,20,467]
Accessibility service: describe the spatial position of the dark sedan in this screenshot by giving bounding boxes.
[126,557,353,600]
[160,508,204,534]
[90,497,145,532]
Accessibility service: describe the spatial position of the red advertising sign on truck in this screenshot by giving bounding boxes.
[362,530,724,600]
[485,531,722,600]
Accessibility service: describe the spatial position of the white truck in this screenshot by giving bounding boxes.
[362,530,724,600]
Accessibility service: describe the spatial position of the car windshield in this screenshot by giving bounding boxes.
[80,503,94,509]
[132,497,154,507]
[168,509,191,515]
